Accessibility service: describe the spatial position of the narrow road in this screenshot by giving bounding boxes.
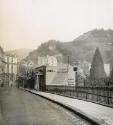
[0,87,92,125]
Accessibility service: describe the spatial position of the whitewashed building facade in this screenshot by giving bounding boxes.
[4,54,18,84]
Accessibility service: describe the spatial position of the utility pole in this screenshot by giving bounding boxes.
[67,56,69,72]
[73,66,78,87]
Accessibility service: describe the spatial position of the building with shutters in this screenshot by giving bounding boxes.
[4,54,18,85]
[0,46,5,86]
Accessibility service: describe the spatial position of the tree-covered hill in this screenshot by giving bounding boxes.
[25,29,113,64]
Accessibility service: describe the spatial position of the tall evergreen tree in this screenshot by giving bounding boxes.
[109,66,113,84]
[90,48,106,79]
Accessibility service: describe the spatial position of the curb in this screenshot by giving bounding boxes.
[24,89,108,125]
[48,92,113,109]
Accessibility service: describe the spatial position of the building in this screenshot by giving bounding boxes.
[33,64,86,89]
[104,64,110,76]
[37,56,48,66]
[0,46,5,86]
[77,61,91,76]
[109,58,113,74]
[4,54,18,85]
[34,66,46,91]
[76,60,110,77]
[47,56,57,66]
[37,55,58,66]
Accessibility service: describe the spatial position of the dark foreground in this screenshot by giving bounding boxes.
[0,87,92,125]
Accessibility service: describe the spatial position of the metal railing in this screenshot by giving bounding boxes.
[46,85,113,107]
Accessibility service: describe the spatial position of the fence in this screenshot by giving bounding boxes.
[46,85,113,107]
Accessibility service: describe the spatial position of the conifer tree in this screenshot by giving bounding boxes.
[90,48,106,79]
[110,66,113,84]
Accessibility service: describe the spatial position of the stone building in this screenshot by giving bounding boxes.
[77,61,91,76]
[4,54,18,85]
[0,46,5,86]
[37,55,58,66]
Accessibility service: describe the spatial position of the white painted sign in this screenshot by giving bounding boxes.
[67,78,75,86]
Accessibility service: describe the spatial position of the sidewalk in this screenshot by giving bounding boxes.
[25,89,113,125]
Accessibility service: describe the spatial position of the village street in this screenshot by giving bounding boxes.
[0,87,92,125]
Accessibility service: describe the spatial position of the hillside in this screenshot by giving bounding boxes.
[72,29,113,62]
[6,48,32,61]
[25,29,113,64]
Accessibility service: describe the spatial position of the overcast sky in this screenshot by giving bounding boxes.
[0,0,113,50]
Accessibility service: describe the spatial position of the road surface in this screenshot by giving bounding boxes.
[0,87,92,125]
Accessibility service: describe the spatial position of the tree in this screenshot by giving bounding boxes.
[109,66,113,85]
[18,61,34,78]
[90,48,106,79]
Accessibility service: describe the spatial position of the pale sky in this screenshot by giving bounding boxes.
[0,0,113,50]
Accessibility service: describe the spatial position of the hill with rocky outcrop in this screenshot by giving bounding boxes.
[25,29,113,64]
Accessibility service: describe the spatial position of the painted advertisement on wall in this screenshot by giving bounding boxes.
[46,65,76,86]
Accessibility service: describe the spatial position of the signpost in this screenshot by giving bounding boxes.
[67,78,75,86]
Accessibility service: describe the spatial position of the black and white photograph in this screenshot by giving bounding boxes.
[0,0,113,125]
